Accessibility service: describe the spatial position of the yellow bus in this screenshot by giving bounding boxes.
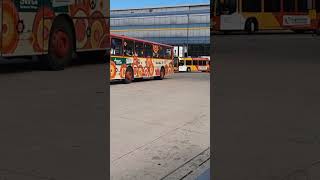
[110,33,174,84]
[178,57,210,72]
[212,0,320,33]
[0,0,108,70]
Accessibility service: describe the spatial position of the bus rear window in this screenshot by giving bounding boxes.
[111,38,123,56]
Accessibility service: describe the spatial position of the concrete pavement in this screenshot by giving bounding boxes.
[110,73,210,180]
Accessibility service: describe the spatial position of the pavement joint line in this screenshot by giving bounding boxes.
[111,126,182,163]
[111,116,209,163]
[160,147,210,180]
[178,128,208,135]
[117,115,171,128]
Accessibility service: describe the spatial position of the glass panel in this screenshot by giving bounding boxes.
[111,38,123,56]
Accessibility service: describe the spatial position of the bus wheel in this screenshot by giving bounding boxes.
[245,19,257,34]
[187,67,191,72]
[123,67,133,84]
[47,17,74,70]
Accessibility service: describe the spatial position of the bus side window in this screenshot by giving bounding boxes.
[283,0,295,12]
[179,60,184,66]
[242,0,262,12]
[144,43,153,58]
[153,45,160,58]
[111,38,123,56]
[135,41,144,57]
[124,39,134,57]
[297,0,308,12]
[193,60,198,66]
[160,46,166,59]
[165,48,172,59]
[316,0,320,12]
[186,60,192,65]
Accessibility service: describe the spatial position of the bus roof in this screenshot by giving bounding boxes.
[111,33,173,48]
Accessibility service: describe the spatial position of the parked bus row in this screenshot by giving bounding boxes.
[212,0,320,33]
[110,34,174,83]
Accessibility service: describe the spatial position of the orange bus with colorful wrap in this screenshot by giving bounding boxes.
[0,0,109,70]
[110,33,174,83]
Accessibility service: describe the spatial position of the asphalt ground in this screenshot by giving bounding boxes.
[213,34,320,180]
[0,61,107,180]
[110,72,210,180]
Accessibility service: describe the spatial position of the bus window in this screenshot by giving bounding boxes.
[283,0,295,12]
[153,45,160,58]
[179,60,185,66]
[159,46,166,58]
[165,48,172,59]
[297,0,308,12]
[199,60,203,66]
[317,0,320,12]
[111,38,123,56]
[186,60,192,65]
[264,0,280,12]
[124,39,134,57]
[221,0,237,15]
[144,43,153,58]
[135,41,144,57]
[242,0,262,12]
[193,60,198,65]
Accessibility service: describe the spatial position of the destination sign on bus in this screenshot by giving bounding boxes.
[283,16,310,26]
[19,0,39,10]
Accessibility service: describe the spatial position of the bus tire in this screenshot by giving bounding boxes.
[245,18,257,34]
[46,16,74,70]
[123,67,133,84]
[155,67,165,80]
[187,67,191,72]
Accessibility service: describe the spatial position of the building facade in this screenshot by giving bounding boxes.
[110,4,210,57]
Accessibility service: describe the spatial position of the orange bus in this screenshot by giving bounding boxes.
[110,34,174,83]
[0,0,109,70]
[212,0,320,33]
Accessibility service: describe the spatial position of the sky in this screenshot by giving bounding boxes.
[110,0,210,10]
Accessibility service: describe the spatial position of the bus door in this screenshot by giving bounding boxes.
[178,58,187,72]
[220,0,242,30]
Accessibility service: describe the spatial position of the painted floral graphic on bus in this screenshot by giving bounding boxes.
[32,7,55,52]
[73,8,90,49]
[110,61,116,79]
[2,0,19,54]
[90,11,108,49]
